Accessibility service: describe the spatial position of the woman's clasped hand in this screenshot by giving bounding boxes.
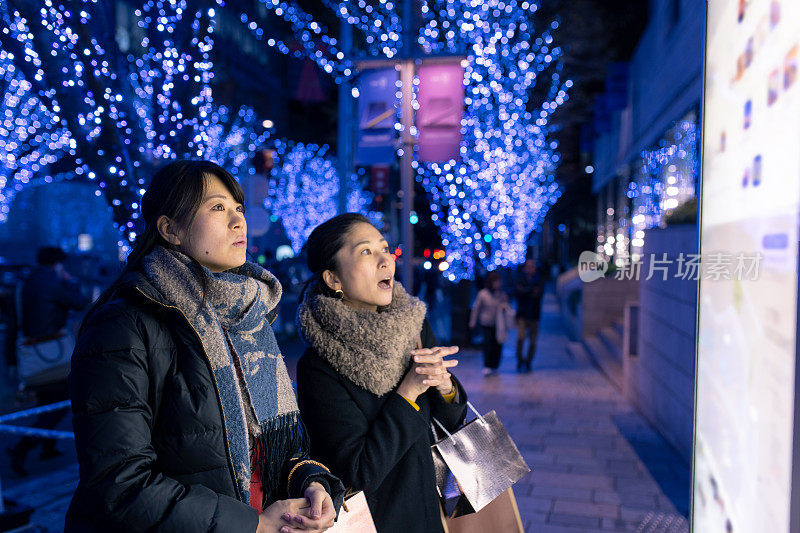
[397,346,459,401]
[258,482,336,533]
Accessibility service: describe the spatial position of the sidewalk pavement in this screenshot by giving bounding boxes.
[452,291,691,532]
[0,291,691,532]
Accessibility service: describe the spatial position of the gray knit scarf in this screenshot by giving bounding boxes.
[296,280,427,396]
[142,246,301,505]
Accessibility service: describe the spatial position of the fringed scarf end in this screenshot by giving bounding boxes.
[252,411,309,509]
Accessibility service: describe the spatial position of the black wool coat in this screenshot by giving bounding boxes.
[297,320,468,533]
[66,273,336,532]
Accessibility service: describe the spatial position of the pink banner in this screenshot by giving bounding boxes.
[416,63,464,163]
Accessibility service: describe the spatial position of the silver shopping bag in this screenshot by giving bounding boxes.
[432,438,474,518]
[432,402,530,512]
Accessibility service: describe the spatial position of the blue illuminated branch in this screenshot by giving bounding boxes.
[229,0,354,80]
[0,10,72,222]
[321,0,402,57]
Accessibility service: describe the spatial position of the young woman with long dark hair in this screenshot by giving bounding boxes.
[66,160,343,532]
[295,214,468,533]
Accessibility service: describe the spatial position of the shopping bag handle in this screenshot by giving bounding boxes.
[432,401,486,440]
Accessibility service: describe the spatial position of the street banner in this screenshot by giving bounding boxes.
[417,63,464,163]
[355,68,399,165]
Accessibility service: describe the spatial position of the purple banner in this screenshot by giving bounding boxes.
[355,68,399,166]
[416,63,464,163]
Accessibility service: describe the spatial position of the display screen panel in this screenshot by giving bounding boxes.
[695,1,800,532]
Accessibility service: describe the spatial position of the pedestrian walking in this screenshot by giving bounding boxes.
[469,271,514,375]
[65,160,343,532]
[295,213,469,533]
[514,259,544,372]
[7,246,89,476]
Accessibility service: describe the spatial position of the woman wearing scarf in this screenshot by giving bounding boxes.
[66,161,344,532]
[295,214,468,533]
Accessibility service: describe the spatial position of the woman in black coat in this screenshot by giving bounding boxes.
[66,160,343,532]
[296,214,468,533]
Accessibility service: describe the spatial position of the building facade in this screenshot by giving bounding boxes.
[591,0,705,266]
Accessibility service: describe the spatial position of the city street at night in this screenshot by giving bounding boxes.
[2,0,800,531]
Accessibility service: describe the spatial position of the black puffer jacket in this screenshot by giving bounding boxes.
[66,272,337,532]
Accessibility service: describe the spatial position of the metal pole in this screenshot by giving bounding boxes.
[400,60,415,291]
[338,17,353,213]
[400,0,415,291]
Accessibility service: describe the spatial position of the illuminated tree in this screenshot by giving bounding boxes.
[0,0,221,249]
[234,0,569,279]
[0,10,72,222]
[414,0,569,280]
[264,140,375,252]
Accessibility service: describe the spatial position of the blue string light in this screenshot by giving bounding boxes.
[226,0,353,80]
[263,140,379,252]
[321,0,402,59]
[0,9,72,222]
[199,105,272,177]
[602,116,698,262]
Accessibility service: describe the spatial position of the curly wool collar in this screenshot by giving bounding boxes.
[297,281,427,396]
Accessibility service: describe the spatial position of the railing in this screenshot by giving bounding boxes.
[0,400,73,515]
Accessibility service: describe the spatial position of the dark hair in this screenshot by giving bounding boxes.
[36,246,67,266]
[88,160,243,318]
[302,213,373,297]
[486,271,502,289]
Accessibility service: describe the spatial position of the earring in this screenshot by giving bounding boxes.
[334,289,344,299]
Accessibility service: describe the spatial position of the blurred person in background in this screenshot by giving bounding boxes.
[469,271,513,376]
[7,246,89,476]
[514,259,544,373]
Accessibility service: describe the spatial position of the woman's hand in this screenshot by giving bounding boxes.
[397,346,459,402]
[294,482,336,531]
[414,346,459,395]
[257,498,307,533]
[257,484,335,533]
